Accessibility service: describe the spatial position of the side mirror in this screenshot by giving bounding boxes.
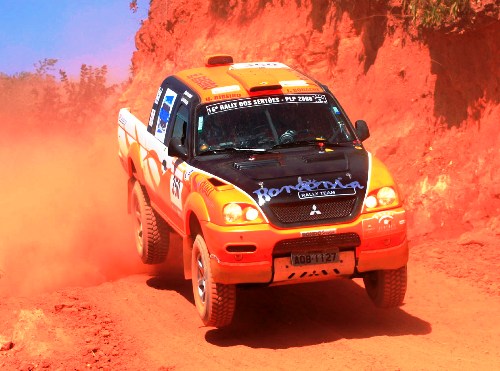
[355,120,370,142]
[168,137,188,159]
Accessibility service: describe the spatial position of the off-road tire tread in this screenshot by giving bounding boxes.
[192,235,236,328]
[364,265,407,308]
[134,182,169,264]
[206,282,236,328]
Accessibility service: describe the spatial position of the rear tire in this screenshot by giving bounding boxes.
[131,181,169,264]
[191,234,236,327]
[363,265,407,308]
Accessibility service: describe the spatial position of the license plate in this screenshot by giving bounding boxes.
[291,250,339,266]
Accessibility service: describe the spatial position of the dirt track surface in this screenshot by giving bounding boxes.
[1,236,498,371]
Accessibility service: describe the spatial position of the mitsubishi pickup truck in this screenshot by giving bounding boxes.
[117,55,408,328]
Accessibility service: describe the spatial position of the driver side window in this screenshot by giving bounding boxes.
[170,104,189,147]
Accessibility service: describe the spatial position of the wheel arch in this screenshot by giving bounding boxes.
[127,142,143,181]
[183,192,210,232]
[127,156,137,178]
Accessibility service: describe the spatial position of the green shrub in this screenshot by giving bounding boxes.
[402,0,471,29]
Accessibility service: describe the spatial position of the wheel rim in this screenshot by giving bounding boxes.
[134,196,144,256]
[195,251,207,304]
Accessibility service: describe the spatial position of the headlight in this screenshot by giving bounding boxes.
[365,195,378,208]
[223,203,242,222]
[222,203,262,223]
[364,186,399,210]
[377,186,396,206]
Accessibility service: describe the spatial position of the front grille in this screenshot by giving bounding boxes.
[269,197,356,224]
[273,233,361,257]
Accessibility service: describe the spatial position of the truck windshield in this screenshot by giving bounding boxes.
[195,94,356,155]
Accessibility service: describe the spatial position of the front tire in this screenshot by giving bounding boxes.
[191,234,236,327]
[363,265,407,308]
[131,181,169,264]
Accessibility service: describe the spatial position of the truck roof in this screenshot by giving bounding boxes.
[174,56,325,103]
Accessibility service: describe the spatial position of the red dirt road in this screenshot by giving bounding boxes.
[1,236,498,370]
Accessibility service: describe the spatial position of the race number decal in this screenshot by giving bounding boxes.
[170,174,183,211]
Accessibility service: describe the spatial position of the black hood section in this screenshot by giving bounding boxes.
[233,150,349,179]
[191,147,369,227]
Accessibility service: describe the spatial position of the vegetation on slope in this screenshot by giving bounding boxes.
[1,58,118,136]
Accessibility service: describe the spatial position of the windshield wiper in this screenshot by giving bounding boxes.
[198,147,269,156]
[271,140,354,150]
[270,140,316,150]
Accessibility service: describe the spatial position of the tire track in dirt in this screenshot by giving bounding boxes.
[2,238,498,370]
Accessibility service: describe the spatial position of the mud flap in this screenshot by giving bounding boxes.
[183,235,194,279]
[127,177,136,214]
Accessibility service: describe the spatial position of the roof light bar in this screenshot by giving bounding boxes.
[249,84,283,92]
[205,54,234,66]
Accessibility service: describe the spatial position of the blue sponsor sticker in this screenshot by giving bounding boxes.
[164,95,175,105]
[159,108,170,123]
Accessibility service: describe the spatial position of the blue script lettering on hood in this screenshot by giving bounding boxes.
[253,177,364,206]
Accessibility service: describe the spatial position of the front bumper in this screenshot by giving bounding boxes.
[356,239,408,272]
[203,208,408,285]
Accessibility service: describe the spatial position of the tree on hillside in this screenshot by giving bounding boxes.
[59,64,116,124]
[129,0,138,13]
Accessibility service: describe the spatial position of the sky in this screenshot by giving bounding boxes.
[0,0,149,82]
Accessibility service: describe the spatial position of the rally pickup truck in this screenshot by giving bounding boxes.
[117,55,408,328]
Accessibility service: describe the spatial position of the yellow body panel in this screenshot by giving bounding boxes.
[175,62,324,104]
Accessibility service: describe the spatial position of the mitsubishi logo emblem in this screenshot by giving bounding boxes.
[310,204,322,216]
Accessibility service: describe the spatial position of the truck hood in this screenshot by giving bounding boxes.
[191,146,369,226]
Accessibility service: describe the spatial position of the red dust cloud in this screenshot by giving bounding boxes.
[0,78,146,297]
